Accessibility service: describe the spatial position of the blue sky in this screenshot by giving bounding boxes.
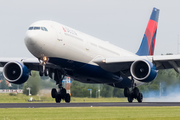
[0,0,180,57]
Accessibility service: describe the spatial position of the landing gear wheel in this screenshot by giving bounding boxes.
[137,93,143,103]
[39,71,43,76]
[60,88,66,99]
[55,94,61,103]
[65,93,71,103]
[133,87,139,98]
[51,88,57,98]
[128,94,133,103]
[124,88,130,97]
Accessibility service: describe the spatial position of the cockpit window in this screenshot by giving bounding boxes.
[34,27,40,30]
[41,27,45,31]
[44,27,48,31]
[28,27,33,30]
[28,26,48,31]
[41,27,48,31]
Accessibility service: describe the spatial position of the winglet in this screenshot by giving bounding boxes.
[136,8,160,56]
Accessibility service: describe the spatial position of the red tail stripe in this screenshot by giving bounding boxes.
[145,19,157,55]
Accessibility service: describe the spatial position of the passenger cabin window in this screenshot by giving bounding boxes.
[28,26,48,31]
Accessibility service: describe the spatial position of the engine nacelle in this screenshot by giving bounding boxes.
[130,60,157,82]
[3,61,29,84]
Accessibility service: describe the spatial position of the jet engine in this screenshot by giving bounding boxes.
[3,62,29,84]
[130,60,157,82]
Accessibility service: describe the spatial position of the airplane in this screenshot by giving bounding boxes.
[1,7,180,103]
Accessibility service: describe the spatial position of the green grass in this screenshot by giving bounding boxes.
[0,107,180,120]
[0,93,128,103]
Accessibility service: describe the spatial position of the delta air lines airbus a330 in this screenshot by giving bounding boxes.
[1,8,180,103]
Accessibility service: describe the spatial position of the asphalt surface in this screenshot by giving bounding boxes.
[0,102,180,108]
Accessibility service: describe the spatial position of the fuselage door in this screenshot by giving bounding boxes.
[52,25,63,41]
[57,30,62,41]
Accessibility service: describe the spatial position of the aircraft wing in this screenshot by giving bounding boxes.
[153,55,180,73]
[0,57,60,71]
[93,55,180,74]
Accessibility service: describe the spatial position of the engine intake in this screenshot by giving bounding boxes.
[130,60,157,82]
[3,62,29,84]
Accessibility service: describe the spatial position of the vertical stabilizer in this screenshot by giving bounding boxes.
[136,8,159,56]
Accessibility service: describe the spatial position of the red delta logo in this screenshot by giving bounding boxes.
[62,26,78,36]
[62,27,66,32]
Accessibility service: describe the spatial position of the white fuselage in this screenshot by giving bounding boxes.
[25,20,135,64]
[24,20,140,87]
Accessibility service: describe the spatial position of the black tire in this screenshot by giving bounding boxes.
[39,71,43,76]
[133,87,139,98]
[55,94,61,103]
[60,88,66,99]
[65,93,71,103]
[137,93,143,103]
[128,94,133,103]
[124,88,130,97]
[51,88,57,98]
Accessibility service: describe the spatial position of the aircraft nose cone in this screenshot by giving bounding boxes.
[24,32,38,45]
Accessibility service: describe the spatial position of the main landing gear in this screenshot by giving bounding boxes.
[51,85,71,103]
[38,65,71,103]
[51,72,71,103]
[124,87,143,103]
[124,76,143,103]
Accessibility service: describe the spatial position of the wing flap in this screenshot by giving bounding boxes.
[153,55,180,71]
[168,61,179,73]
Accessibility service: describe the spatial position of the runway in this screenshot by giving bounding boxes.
[0,102,180,108]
